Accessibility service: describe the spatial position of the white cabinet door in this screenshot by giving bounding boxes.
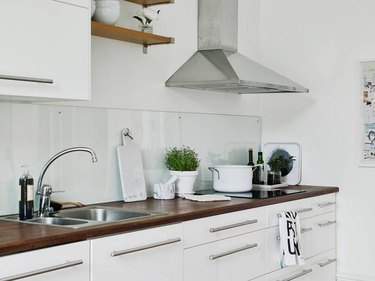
[184,230,266,281]
[0,241,90,281]
[91,224,183,281]
[0,0,90,100]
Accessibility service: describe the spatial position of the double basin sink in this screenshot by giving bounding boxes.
[4,206,163,229]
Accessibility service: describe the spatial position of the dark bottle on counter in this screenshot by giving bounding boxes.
[247,148,254,166]
[19,166,34,220]
[253,152,264,184]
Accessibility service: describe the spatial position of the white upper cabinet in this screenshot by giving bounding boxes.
[0,0,90,101]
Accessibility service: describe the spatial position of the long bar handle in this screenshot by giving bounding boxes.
[318,202,336,208]
[278,269,313,281]
[0,74,53,84]
[209,219,258,233]
[318,221,336,228]
[319,258,337,267]
[0,260,83,281]
[301,227,313,233]
[277,227,312,240]
[209,243,258,260]
[111,238,181,257]
[296,207,313,214]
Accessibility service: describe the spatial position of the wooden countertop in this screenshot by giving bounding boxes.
[0,185,338,257]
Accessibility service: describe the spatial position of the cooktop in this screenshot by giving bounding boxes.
[196,188,306,199]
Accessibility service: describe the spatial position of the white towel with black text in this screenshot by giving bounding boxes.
[279,211,305,267]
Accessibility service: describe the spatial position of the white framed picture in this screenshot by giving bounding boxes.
[359,60,375,167]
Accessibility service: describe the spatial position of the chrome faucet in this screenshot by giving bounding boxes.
[36,147,98,217]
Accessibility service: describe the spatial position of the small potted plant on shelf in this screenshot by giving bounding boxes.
[267,154,294,185]
[133,8,160,33]
[165,146,200,197]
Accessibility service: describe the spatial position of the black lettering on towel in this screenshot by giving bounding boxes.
[285,211,301,256]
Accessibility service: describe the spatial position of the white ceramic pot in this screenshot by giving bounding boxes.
[208,165,259,192]
[170,170,198,197]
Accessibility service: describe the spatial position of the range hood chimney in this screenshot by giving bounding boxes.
[165,0,309,94]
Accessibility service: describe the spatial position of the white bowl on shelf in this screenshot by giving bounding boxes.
[96,1,120,7]
[93,7,120,25]
[91,0,96,17]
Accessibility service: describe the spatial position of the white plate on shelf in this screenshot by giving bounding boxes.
[263,143,302,185]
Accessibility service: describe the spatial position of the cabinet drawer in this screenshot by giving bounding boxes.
[311,212,336,256]
[183,207,266,248]
[266,217,314,272]
[311,194,336,216]
[309,249,336,281]
[254,264,314,281]
[267,197,313,227]
[0,241,89,281]
[91,224,183,281]
[184,230,266,281]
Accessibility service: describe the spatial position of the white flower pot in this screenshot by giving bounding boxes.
[170,170,198,197]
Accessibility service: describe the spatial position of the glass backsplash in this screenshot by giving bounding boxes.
[0,103,261,216]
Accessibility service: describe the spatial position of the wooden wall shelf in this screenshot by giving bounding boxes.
[125,0,174,6]
[91,21,174,52]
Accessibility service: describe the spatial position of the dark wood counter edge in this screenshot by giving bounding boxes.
[0,185,338,257]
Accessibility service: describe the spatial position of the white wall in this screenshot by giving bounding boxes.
[257,0,375,279]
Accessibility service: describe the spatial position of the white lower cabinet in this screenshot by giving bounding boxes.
[184,230,266,281]
[0,193,337,281]
[90,223,183,281]
[0,241,89,281]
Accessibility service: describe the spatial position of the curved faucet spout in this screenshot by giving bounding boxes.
[36,147,97,216]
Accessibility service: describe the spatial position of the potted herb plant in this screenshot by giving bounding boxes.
[165,146,200,197]
[267,153,294,185]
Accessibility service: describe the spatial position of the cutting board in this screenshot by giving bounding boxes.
[117,139,147,202]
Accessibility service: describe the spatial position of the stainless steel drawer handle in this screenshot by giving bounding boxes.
[318,221,337,228]
[301,227,313,233]
[318,202,336,208]
[0,260,83,281]
[277,227,312,240]
[111,238,181,257]
[319,258,337,267]
[209,243,258,260]
[209,219,258,233]
[0,74,53,84]
[296,207,313,214]
[278,269,313,281]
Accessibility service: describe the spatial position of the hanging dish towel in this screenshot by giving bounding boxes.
[278,211,305,267]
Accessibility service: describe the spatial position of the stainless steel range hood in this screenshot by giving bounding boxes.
[165,0,309,94]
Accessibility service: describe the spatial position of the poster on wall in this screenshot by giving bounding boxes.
[360,61,375,166]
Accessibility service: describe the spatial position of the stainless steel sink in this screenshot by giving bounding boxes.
[28,217,89,226]
[55,207,152,222]
[1,206,164,229]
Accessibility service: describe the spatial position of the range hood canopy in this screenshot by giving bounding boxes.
[165,0,309,94]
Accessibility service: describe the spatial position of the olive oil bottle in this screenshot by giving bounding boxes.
[19,166,34,220]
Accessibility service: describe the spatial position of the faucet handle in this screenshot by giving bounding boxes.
[40,184,53,196]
